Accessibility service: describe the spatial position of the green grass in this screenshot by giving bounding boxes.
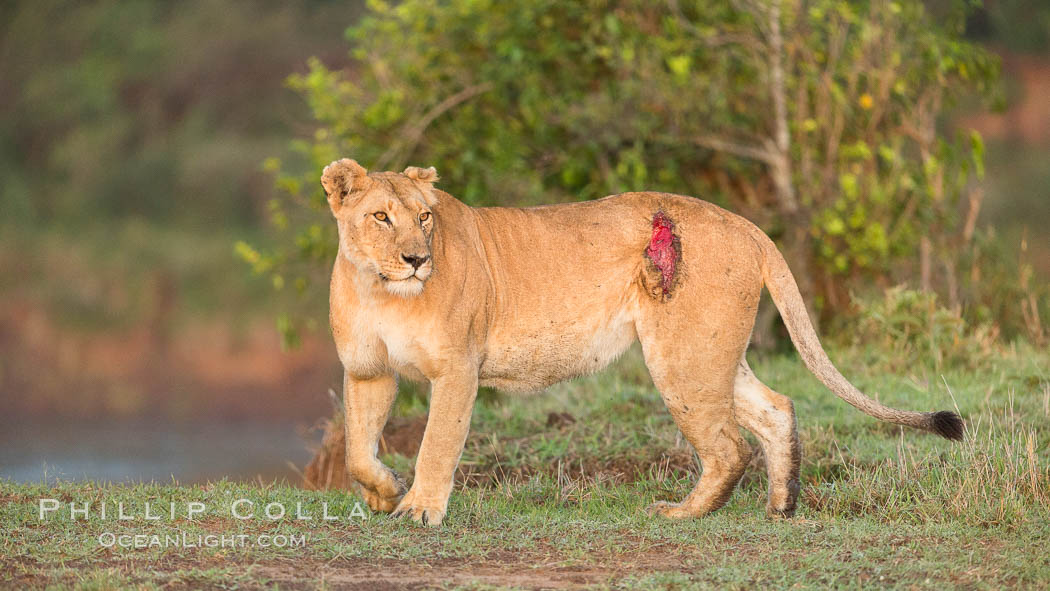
[2,344,1048,589]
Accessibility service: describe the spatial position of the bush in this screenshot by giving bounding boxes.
[849,286,998,370]
[246,0,1001,346]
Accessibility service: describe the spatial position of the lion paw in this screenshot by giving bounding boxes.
[353,471,406,514]
[391,499,446,527]
[359,487,403,513]
[765,506,797,520]
[646,501,695,520]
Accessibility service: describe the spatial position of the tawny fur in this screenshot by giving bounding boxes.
[322,158,963,526]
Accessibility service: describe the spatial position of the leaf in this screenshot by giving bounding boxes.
[970,130,985,180]
[666,55,691,80]
[825,215,847,236]
[839,173,859,199]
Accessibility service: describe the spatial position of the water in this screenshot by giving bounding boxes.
[0,420,320,485]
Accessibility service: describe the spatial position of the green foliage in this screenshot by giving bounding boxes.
[848,286,997,370]
[962,0,1050,53]
[0,0,355,229]
[961,226,1050,344]
[252,0,1000,344]
[789,0,999,279]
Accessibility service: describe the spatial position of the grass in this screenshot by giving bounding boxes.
[2,343,1049,589]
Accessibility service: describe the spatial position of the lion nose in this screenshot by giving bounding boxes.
[401,253,430,269]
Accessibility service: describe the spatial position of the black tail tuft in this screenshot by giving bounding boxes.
[928,410,964,441]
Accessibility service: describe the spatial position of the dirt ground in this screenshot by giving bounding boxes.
[6,545,735,590]
[245,555,682,590]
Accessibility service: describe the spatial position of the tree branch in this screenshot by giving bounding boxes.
[667,0,763,49]
[691,134,777,164]
[766,0,798,213]
[376,82,495,170]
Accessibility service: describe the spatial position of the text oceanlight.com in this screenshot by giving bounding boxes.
[97,531,307,549]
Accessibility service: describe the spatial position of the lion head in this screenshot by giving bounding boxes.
[321,158,440,297]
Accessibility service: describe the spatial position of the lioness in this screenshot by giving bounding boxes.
[322,158,963,526]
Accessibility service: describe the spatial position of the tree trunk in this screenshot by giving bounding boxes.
[920,236,932,292]
[767,0,819,331]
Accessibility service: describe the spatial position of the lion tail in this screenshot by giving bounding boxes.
[756,232,963,441]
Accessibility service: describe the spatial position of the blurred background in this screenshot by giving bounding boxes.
[0,0,1046,485]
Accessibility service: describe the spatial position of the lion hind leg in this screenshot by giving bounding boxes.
[640,335,752,519]
[733,359,802,518]
[646,394,755,520]
[647,405,752,519]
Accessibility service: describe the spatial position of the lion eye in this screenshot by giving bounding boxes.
[419,212,431,222]
[373,212,388,222]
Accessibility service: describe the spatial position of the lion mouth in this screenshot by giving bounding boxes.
[379,269,429,282]
[381,273,427,297]
[376,266,430,297]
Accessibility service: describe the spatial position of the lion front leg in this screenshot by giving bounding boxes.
[344,373,406,513]
[392,369,478,527]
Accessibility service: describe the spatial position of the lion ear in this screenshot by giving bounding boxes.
[321,158,368,213]
[403,165,439,184]
[403,165,440,206]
